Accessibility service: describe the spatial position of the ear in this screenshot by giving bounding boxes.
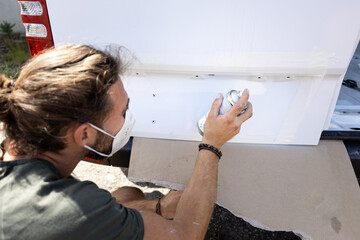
[73,123,96,147]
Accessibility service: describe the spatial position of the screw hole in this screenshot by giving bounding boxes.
[152,120,156,124]
[257,76,261,79]
[152,94,156,97]
[136,72,139,75]
[287,76,291,79]
[195,75,199,78]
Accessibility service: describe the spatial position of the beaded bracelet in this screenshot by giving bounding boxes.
[198,143,222,159]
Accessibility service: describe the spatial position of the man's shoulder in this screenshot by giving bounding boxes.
[56,176,115,212]
[0,159,144,239]
[1,158,115,215]
[0,158,61,180]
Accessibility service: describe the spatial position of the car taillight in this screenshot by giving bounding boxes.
[18,0,54,57]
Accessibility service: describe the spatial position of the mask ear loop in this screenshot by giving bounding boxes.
[83,123,115,158]
[83,145,111,157]
[87,123,115,138]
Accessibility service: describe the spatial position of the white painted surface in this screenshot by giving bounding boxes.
[123,72,338,145]
[46,0,360,145]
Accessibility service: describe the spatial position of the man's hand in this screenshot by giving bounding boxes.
[202,89,253,149]
[161,190,184,219]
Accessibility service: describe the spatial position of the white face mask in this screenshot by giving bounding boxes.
[84,110,135,157]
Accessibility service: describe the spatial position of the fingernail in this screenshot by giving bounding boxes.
[244,88,249,94]
[217,93,223,99]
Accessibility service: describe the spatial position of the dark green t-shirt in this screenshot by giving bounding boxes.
[0,158,144,240]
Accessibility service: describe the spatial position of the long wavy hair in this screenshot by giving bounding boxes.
[0,44,128,157]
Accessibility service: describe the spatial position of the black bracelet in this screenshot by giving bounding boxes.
[156,197,162,216]
[198,143,222,159]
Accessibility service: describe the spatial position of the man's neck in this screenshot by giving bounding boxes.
[37,152,81,178]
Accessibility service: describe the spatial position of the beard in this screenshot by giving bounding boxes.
[83,132,113,162]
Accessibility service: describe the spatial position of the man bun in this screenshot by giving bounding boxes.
[0,75,14,123]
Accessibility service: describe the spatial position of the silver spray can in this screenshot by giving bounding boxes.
[197,90,249,136]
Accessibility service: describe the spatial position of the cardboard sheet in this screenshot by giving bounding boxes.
[129,138,360,240]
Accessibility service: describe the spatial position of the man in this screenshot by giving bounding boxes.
[0,44,252,239]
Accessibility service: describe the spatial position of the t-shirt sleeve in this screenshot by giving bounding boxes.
[50,179,145,240]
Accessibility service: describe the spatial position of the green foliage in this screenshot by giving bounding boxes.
[0,62,21,79]
[0,21,31,79]
[3,41,30,66]
[0,21,16,39]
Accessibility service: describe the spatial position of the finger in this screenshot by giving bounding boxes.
[235,102,253,124]
[208,93,223,118]
[228,89,250,118]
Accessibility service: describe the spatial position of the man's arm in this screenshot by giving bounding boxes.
[138,149,219,240]
[112,187,183,219]
[140,90,252,239]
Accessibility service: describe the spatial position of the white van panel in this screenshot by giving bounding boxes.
[47,0,360,145]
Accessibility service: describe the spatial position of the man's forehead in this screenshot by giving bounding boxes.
[108,80,125,96]
[108,80,128,109]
